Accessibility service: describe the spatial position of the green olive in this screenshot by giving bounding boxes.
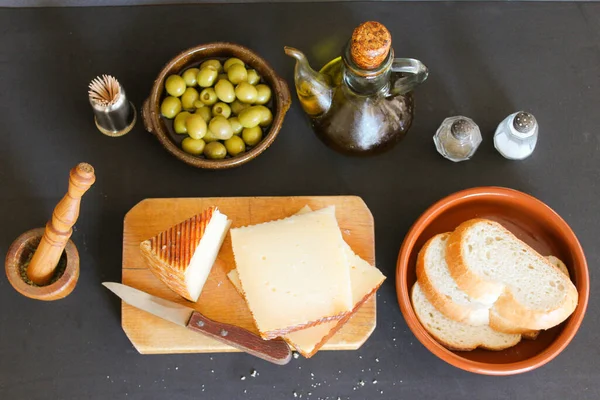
[204,141,227,160]
[161,96,182,119]
[235,82,258,104]
[195,106,212,123]
[246,69,260,85]
[194,100,205,109]
[255,84,272,105]
[227,64,248,85]
[186,114,207,140]
[200,59,223,73]
[225,135,246,156]
[231,100,250,115]
[255,105,273,127]
[224,57,245,72]
[181,87,199,110]
[181,137,206,155]
[165,75,186,97]
[199,88,218,105]
[203,129,220,142]
[197,67,218,88]
[182,68,200,87]
[242,126,263,146]
[214,79,236,103]
[238,106,263,128]
[212,102,232,119]
[174,111,191,134]
[229,117,243,135]
[208,116,234,140]
[218,73,228,81]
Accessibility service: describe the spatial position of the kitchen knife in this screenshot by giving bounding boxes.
[103,282,292,365]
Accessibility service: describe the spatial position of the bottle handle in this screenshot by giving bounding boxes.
[390,58,429,96]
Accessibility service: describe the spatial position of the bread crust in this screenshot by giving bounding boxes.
[417,233,489,325]
[446,218,578,331]
[410,284,521,351]
[446,219,504,302]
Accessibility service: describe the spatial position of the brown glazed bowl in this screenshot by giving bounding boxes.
[142,43,291,169]
[396,187,589,375]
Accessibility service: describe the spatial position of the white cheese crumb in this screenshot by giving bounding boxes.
[380,390,384,394]
[373,380,378,384]
[250,369,258,377]
[358,380,365,386]
[175,367,179,370]
[210,370,214,373]
[375,358,379,363]
[240,376,246,381]
[244,390,247,393]
[293,391,298,398]
[293,352,300,359]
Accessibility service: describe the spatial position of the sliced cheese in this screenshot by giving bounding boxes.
[230,206,353,339]
[227,206,385,357]
[140,207,231,302]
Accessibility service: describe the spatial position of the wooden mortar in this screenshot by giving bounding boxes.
[4,163,95,301]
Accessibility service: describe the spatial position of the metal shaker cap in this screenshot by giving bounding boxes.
[513,112,537,133]
[451,118,477,140]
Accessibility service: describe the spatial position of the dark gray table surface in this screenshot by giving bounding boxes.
[1,2,599,400]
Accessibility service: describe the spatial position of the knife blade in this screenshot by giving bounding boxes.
[103,282,291,365]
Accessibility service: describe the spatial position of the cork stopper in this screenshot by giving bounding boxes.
[513,112,537,133]
[350,21,392,70]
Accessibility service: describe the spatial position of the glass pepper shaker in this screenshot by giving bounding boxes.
[494,111,538,160]
[433,116,482,162]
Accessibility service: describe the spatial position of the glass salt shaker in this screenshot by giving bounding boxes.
[433,116,482,162]
[494,111,538,160]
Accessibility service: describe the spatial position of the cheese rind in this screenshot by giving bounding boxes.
[231,206,353,339]
[140,207,231,302]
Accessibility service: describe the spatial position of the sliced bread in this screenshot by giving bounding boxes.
[230,206,353,340]
[411,282,521,351]
[416,233,490,326]
[446,219,578,331]
[489,255,571,337]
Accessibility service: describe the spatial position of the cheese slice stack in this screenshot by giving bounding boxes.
[230,206,354,340]
[228,240,385,357]
[140,207,231,302]
[229,205,386,354]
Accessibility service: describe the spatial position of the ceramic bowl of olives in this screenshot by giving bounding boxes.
[142,43,291,169]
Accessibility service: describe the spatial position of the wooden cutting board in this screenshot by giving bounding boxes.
[122,196,377,354]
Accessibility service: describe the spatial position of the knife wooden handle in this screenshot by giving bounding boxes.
[187,311,291,365]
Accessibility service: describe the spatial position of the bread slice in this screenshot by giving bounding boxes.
[446,219,578,330]
[416,233,490,326]
[140,207,231,302]
[230,206,353,340]
[411,282,521,351]
[489,255,571,338]
[227,241,384,357]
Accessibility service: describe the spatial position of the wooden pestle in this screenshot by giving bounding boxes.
[27,163,96,285]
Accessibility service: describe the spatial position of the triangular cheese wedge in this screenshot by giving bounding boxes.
[140,207,231,302]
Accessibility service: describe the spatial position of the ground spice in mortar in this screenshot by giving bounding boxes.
[19,252,68,286]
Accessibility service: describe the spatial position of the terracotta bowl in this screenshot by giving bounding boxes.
[142,43,291,169]
[396,187,589,375]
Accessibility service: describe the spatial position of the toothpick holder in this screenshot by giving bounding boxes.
[4,163,95,301]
